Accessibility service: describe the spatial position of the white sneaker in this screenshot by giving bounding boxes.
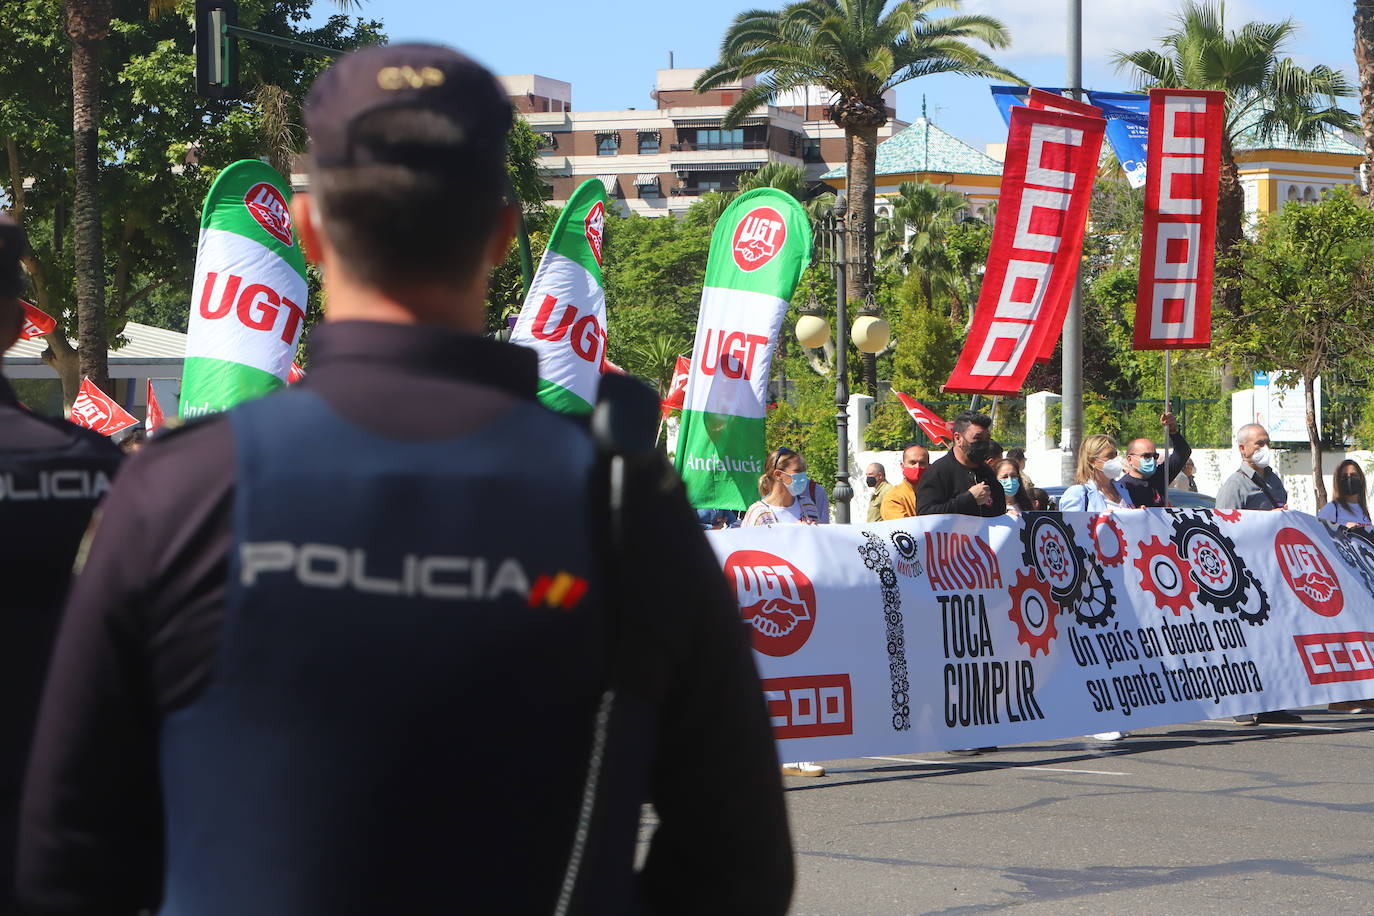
[781,761,825,777]
[1090,731,1127,741]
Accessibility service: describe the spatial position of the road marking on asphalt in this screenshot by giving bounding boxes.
[1205,720,1346,731]
[863,756,1130,776]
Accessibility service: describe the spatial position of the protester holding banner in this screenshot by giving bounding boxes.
[1119,413,1190,509]
[864,462,892,523]
[17,46,793,915]
[0,213,123,912]
[996,459,1032,518]
[743,446,824,527]
[1059,435,1135,512]
[916,412,1005,518]
[1317,460,1371,528]
[1216,424,1288,511]
[881,444,930,520]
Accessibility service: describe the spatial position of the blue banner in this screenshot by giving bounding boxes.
[1087,91,1150,189]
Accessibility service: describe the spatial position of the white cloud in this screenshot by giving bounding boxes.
[960,0,1268,65]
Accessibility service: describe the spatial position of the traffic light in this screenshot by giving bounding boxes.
[195,0,239,99]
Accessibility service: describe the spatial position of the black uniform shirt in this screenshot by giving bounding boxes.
[17,321,792,916]
[1,375,122,910]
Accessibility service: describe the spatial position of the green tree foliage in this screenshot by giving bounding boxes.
[1217,187,1374,506]
[1,0,383,402]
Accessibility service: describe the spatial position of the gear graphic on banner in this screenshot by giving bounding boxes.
[1089,513,1127,568]
[1133,536,1198,616]
[1020,513,1116,629]
[1170,512,1270,625]
[1009,570,1059,656]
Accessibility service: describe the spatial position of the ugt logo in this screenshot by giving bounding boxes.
[731,206,786,272]
[244,182,294,247]
[724,550,816,656]
[1275,528,1343,617]
[584,201,605,266]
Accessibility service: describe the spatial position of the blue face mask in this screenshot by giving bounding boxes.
[1000,477,1020,496]
[1138,457,1158,476]
[786,471,810,497]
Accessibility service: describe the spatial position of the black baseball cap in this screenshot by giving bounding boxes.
[0,213,28,299]
[304,43,511,171]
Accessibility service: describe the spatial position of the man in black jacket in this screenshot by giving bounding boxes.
[18,45,791,916]
[0,214,122,913]
[917,410,1006,517]
[1118,412,1190,508]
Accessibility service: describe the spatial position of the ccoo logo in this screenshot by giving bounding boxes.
[1275,528,1343,617]
[724,550,817,656]
[245,182,294,247]
[731,206,786,272]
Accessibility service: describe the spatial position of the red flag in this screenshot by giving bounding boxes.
[19,301,56,340]
[146,379,165,433]
[892,392,954,444]
[600,355,627,376]
[69,377,138,436]
[660,355,690,418]
[1027,87,1102,119]
[945,106,1104,395]
[288,361,307,384]
[1133,88,1224,350]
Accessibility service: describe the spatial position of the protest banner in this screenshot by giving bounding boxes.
[709,509,1374,761]
[1134,88,1225,350]
[181,160,308,418]
[69,378,138,436]
[945,106,1104,395]
[1086,90,1151,189]
[676,188,811,509]
[509,178,610,415]
[19,301,56,340]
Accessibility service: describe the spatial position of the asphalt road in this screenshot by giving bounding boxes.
[775,707,1374,915]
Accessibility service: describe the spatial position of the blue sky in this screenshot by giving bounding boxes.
[341,0,1359,152]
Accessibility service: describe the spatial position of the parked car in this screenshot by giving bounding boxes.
[1039,485,1216,510]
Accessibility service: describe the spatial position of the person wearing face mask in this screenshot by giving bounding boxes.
[864,463,892,523]
[1216,423,1288,511]
[916,412,1006,518]
[742,446,824,527]
[1317,460,1370,528]
[881,444,930,520]
[1119,412,1191,509]
[1058,434,1135,512]
[995,459,1033,518]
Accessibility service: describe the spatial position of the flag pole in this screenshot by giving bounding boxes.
[1163,348,1172,508]
[1060,0,1085,486]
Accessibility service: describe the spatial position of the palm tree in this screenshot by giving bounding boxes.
[874,180,966,311]
[1114,1,1356,385]
[695,0,1016,395]
[1356,1,1374,188]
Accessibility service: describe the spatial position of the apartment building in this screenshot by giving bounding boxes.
[501,68,908,217]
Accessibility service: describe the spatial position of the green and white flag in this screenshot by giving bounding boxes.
[676,188,812,509]
[510,179,609,415]
[181,160,308,418]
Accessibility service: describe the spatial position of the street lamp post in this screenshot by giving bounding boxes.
[797,200,890,524]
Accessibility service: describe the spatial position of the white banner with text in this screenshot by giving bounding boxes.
[709,510,1374,760]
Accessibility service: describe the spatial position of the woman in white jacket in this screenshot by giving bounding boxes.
[1059,434,1135,512]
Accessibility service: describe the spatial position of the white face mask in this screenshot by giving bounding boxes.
[1249,445,1271,469]
[1100,457,1124,480]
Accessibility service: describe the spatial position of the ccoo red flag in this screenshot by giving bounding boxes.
[146,379,165,433]
[893,392,954,444]
[660,356,691,418]
[945,105,1104,395]
[19,301,56,340]
[70,378,138,436]
[1133,88,1224,350]
[287,361,306,384]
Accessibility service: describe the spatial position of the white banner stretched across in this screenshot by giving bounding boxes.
[709,509,1374,761]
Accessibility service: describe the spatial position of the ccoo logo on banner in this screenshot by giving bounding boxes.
[710,510,1374,761]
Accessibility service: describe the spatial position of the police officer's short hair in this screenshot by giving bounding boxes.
[303,44,512,288]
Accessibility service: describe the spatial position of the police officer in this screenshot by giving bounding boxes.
[0,214,122,911]
[17,46,792,915]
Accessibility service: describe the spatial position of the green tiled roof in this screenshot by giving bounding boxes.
[1233,108,1362,156]
[822,117,1003,180]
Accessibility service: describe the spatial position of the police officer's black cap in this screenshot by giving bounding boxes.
[305,43,511,170]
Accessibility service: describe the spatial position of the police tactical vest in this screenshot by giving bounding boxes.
[158,389,641,915]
